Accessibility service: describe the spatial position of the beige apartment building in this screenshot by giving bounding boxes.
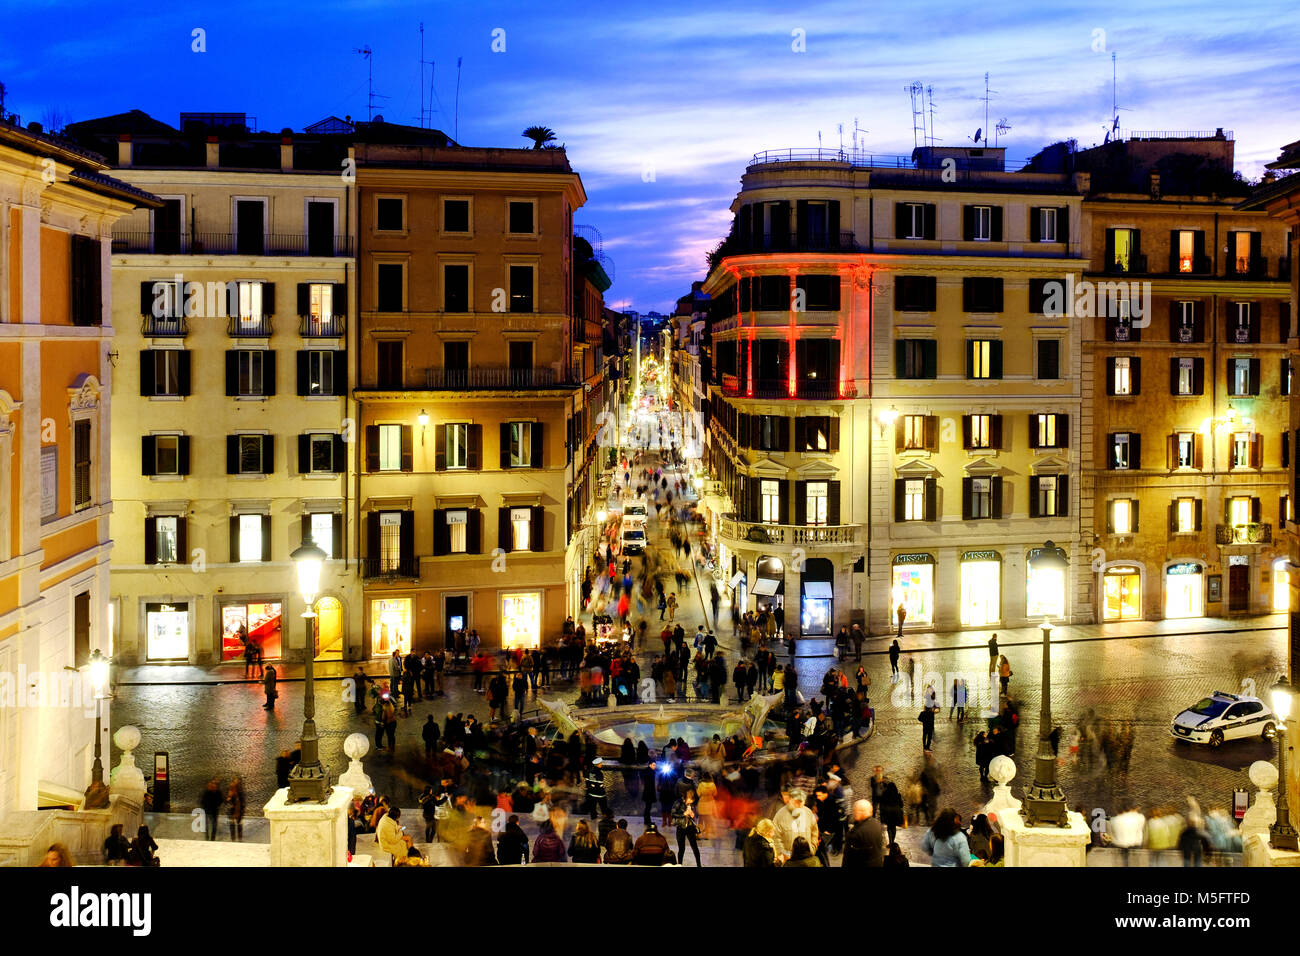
[353,131,607,655]
[67,111,361,664]
[1077,131,1293,622]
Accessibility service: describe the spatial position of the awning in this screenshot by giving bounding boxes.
[729,571,746,588]
[803,581,833,599]
[752,577,781,596]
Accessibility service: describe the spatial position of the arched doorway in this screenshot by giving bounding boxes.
[315,596,344,661]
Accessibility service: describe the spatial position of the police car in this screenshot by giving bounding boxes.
[1170,691,1275,747]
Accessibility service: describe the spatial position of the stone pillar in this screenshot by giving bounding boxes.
[988,755,1091,866]
[264,785,354,867]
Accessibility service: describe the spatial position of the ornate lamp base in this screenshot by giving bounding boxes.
[1021,783,1069,827]
[286,762,331,804]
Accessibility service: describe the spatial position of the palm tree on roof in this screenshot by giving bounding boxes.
[522,125,556,149]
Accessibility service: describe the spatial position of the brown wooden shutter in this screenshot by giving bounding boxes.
[467,510,482,554]
[468,424,483,469]
[990,415,1003,450]
[923,478,937,521]
[500,423,512,469]
[1056,476,1069,516]
[365,425,380,472]
[828,416,839,452]
[894,479,906,521]
[1193,433,1205,469]
[260,515,272,562]
[435,424,447,471]
[1250,435,1263,470]
[794,481,807,525]
[301,514,312,547]
[962,416,972,449]
[894,416,905,452]
[366,512,380,563]
[827,481,841,525]
[433,509,449,556]
[530,506,545,552]
[400,425,413,472]
[794,418,807,453]
[1028,414,1040,449]
[990,476,1003,519]
[1029,476,1040,518]
[400,511,414,570]
[261,436,274,475]
[962,477,974,520]
[298,434,311,474]
[229,515,240,562]
[142,436,156,476]
[499,508,512,551]
[531,422,544,468]
[924,415,938,451]
[144,517,157,564]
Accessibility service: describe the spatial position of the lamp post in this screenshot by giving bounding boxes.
[1022,540,1070,827]
[84,648,111,807]
[288,542,330,802]
[1269,675,1299,851]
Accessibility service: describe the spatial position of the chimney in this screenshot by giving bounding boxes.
[117,133,132,167]
[205,135,219,168]
[280,134,293,172]
[1149,172,1161,199]
[1074,171,1091,194]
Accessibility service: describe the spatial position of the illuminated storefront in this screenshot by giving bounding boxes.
[1026,547,1067,619]
[371,597,412,656]
[145,602,189,661]
[220,600,283,661]
[1164,562,1204,619]
[892,554,934,627]
[960,552,1001,627]
[1274,559,1290,612]
[1101,566,1141,621]
[800,559,834,635]
[501,591,542,648]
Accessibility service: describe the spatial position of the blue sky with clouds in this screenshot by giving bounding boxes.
[2,0,1297,311]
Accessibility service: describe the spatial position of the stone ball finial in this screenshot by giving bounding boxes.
[344,733,370,761]
[989,755,1016,786]
[1250,759,1279,790]
[114,725,141,752]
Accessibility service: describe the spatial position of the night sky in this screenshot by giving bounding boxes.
[2,0,1297,310]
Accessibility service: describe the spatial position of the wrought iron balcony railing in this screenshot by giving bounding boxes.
[1216,523,1272,545]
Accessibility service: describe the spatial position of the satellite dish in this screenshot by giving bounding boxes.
[974,127,982,143]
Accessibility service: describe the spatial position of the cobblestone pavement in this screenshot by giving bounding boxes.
[109,420,1289,859]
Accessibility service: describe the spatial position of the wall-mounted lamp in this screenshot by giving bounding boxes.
[417,409,429,445]
[876,405,899,435]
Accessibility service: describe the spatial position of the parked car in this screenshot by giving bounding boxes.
[1171,691,1275,747]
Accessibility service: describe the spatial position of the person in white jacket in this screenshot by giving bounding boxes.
[771,789,819,862]
[1109,805,1146,866]
[376,806,413,863]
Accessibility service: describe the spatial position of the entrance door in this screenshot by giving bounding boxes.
[1102,571,1141,620]
[446,595,468,650]
[1274,561,1290,612]
[1164,569,1203,619]
[1229,564,1250,611]
[307,201,335,256]
[960,561,1000,627]
[314,596,343,661]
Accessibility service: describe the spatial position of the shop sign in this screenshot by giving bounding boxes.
[1105,566,1138,575]
[961,550,1000,562]
[893,553,935,565]
[1167,563,1202,575]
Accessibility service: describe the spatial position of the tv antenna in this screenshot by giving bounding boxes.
[908,82,925,150]
[1103,53,1130,142]
[417,24,438,128]
[994,117,1012,146]
[979,72,998,147]
[852,118,868,159]
[353,46,388,121]
[454,57,462,142]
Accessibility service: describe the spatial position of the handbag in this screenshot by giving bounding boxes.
[531,802,549,824]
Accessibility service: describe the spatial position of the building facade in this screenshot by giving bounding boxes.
[353,133,604,655]
[66,111,362,665]
[1077,132,1293,622]
[0,119,155,815]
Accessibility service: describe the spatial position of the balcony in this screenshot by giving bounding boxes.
[423,366,560,389]
[719,513,863,550]
[227,316,273,337]
[1104,254,1148,275]
[361,556,419,580]
[719,377,838,400]
[140,314,189,337]
[1216,523,1272,545]
[111,231,354,257]
[299,315,347,337]
[1172,255,1214,276]
[712,230,858,261]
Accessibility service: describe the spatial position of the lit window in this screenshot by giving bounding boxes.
[1177,231,1195,272]
[1111,434,1132,469]
[806,482,828,526]
[1111,499,1133,534]
[310,513,334,558]
[1113,356,1132,395]
[308,283,334,322]
[1175,432,1195,468]
[508,422,533,467]
[903,415,928,450]
[447,423,469,469]
[378,424,402,471]
[1231,359,1252,396]
[970,340,994,379]
[1112,228,1137,272]
[511,507,532,550]
[234,281,263,325]
[1233,232,1252,273]
[1175,498,1196,533]
[1232,432,1254,469]
[1176,358,1195,396]
[155,435,180,475]
[156,516,178,564]
[761,480,781,524]
[1037,476,1059,516]
[1036,414,1058,448]
[969,415,992,449]
[239,514,263,562]
[1228,497,1251,527]
[904,479,925,520]
[969,478,992,519]
[448,510,468,553]
[379,512,402,570]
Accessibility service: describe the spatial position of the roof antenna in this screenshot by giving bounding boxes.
[417,24,437,127]
[353,46,388,121]
[980,72,998,147]
[454,56,462,142]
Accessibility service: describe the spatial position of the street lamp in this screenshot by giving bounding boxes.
[1022,541,1070,827]
[288,541,330,803]
[83,648,112,808]
[1269,675,1299,851]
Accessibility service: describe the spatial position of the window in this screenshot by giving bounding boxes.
[1231,302,1256,343]
[1031,414,1068,449]
[1109,499,1136,534]
[143,349,187,397]
[301,350,335,396]
[760,480,781,524]
[1111,356,1133,395]
[447,423,469,469]
[376,340,403,388]
[376,198,404,231]
[307,283,334,322]
[444,340,469,372]
[508,422,533,467]
[239,513,264,562]
[1284,432,1291,470]
[153,435,181,475]
[1038,208,1058,242]
[378,424,403,472]
[443,199,470,233]
[1173,358,1199,396]
[1283,495,1293,526]
[154,516,179,564]
[962,277,1003,313]
[805,482,828,526]
[1227,496,1252,527]
[895,276,936,312]
[70,235,102,326]
[800,416,831,452]
[511,507,533,549]
[968,477,993,519]
[379,512,403,570]
[73,419,92,509]
[508,340,533,374]
[448,510,468,554]
[1174,230,1198,272]
[232,280,264,322]
[1035,476,1061,517]
[896,339,937,379]
[1230,358,1259,396]
[1284,359,1293,397]
[1231,432,1262,470]
[903,479,926,520]
[902,415,931,451]
[444,264,469,312]
[1109,313,1135,342]
[964,414,999,450]
[376,263,404,312]
[1174,497,1199,533]
[1108,228,1140,272]
[972,205,992,241]
[1173,301,1199,342]
[308,434,337,473]
[235,350,266,396]
[509,265,534,312]
[1230,231,1258,275]
[1037,340,1060,380]
[1174,432,1196,469]
[967,340,1002,379]
[898,202,932,240]
[1110,433,1138,470]
[508,201,535,235]
[310,513,335,558]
